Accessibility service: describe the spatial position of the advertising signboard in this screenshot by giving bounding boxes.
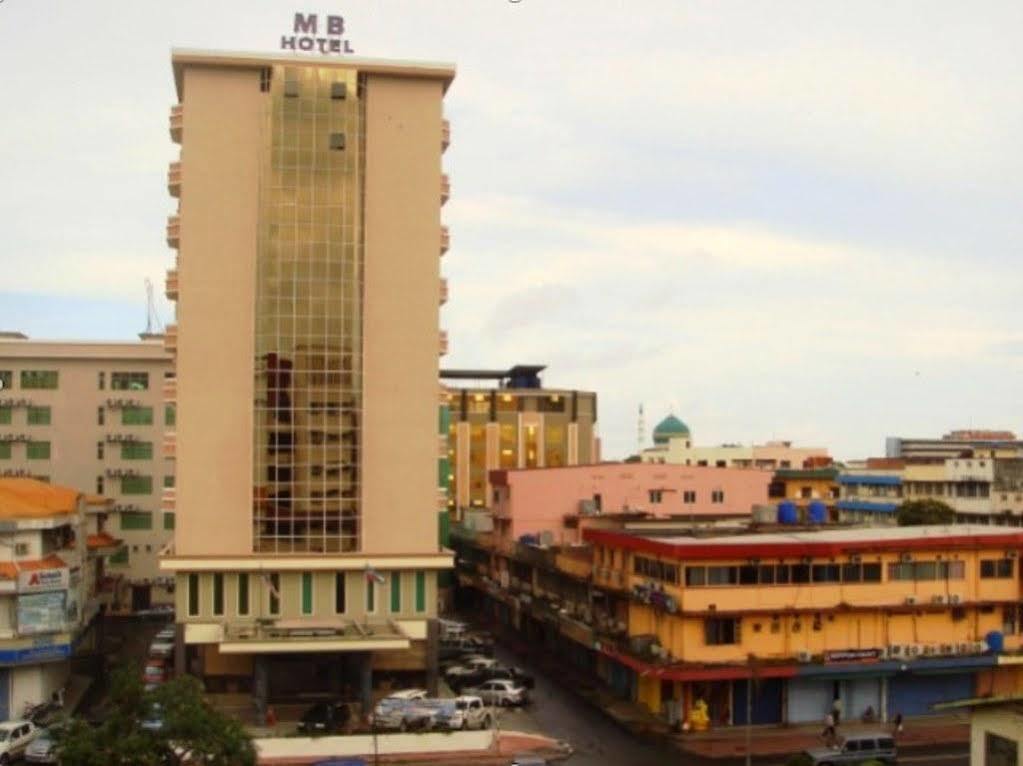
[17,591,67,635]
[17,567,68,594]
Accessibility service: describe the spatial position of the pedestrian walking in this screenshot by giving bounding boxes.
[265,705,278,735]
[892,711,904,737]
[831,695,843,726]
[821,712,836,745]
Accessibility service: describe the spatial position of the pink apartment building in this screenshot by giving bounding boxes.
[488,462,772,550]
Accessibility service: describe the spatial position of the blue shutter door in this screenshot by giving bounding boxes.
[733,678,784,725]
[887,673,973,717]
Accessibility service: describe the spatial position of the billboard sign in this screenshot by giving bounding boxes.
[18,567,69,594]
[17,591,67,635]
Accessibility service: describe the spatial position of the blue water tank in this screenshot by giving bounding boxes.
[986,631,1005,653]
[807,500,827,524]
[777,501,799,525]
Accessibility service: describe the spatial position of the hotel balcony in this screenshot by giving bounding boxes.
[167,161,181,198]
[162,375,176,403]
[441,118,450,152]
[166,215,180,249]
[169,104,183,144]
[164,324,177,354]
[165,267,179,301]
[440,225,449,255]
[439,277,448,306]
[161,488,175,511]
[440,174,450,205]
[439,330,449,357]
[163,432,176,460]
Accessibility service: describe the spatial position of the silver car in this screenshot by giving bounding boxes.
[24,723,62,764]
[803,733,897,765]
[463,679,528,707]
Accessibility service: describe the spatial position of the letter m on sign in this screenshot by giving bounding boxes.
[294,13,318,34]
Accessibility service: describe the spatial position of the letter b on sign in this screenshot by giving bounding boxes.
[327,15,345,35]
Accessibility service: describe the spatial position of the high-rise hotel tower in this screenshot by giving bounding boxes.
[160,50,454,706]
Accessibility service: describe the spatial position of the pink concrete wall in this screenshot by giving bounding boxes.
[490,463,771,548]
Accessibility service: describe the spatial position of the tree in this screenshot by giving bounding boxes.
[896,499,956,526]
[57,665,256,766]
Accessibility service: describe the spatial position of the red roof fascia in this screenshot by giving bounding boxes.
[599,646,797,681]
[583,528,1023,561]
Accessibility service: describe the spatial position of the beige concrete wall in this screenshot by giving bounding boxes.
[0,341,173,586]
[970,707,1022,765]
[175,66,261,555]
[360,75,443,555]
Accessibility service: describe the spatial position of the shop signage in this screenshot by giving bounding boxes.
[18,567,68,594]
[281,13,355,54]
[17,591,67,635]
[0,643,70,666]
[824,648,882,663]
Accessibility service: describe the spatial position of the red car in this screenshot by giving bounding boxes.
[143,658,170,685]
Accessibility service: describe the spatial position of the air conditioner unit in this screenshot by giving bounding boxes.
[922,645,937,656]
[949,594,961,605]
[906,645,922,657]
[796,650,813,663]
[931,595,946,605]
[940,644,954,655]
[888,644,905,658]
[955,642,971,655]
[900,553,913,562]
[905,596,917,605]
[973,641,989,653]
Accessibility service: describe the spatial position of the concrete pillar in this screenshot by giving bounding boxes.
[254,656,269,717]
[425,619,439,697]
[359,652,373,715]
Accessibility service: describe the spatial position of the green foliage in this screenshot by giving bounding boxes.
[896,498,956,526]
[57,665,256,766]
[784,754,814,766]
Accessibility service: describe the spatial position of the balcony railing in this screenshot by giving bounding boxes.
[166,215,180,249]
[439,330,449,356]
[165,267,179,301]
[169,104,183,143]
[167,161,181,198]
[440,225,449,255]
[162,376,176,403]
[439,277,448,306]
[223,618,408,644]
[440,174,450,205]
[441,119,450,151]
[164,324,177,354]
[162,432,176,460]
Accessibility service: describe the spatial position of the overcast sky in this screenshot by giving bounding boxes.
[1,1,1021,460]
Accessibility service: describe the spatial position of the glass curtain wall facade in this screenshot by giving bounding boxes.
[253,65,365,554]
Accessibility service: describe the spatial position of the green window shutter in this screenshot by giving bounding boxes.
[415,571,426,613]
[164,475,175,488]
[121,476,153,495]
[366,580,375,612]
[109,546,129,566]
[187,573,199,616]
[0,443,10,460]
[121,406,154,426]
[301,572,313,615]
[213,573,224,616]
[268,573,280,615]
[121,442,154,460]
[334,573,346,614]
[26,441,50,460]
[165,404,176,426]
[26,407,51,425]
[21,371,58,389]
[0,408,10,425]
[163,512,175,530]
[390,573,401,613]
[238,574,250,616]
[120,511,153,530]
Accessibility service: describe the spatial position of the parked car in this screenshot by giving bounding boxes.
[486,666,535,689]
[446,656,498,682]
[140,703,165,733]
[802,733,897,765]
[143,658,170,685]
[433,696,492,731]
[439,635,494,660]
[371,690,429,730]
[463,679,528,707]
[154,625,176,641]
[438,618,468,641]
[24,721,64,764]
[149,639,174,658]
[0,720,39,764]
[297,701,351,735]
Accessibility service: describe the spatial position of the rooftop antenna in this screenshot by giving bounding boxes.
[144,278,164,336]
[638,403,645,453]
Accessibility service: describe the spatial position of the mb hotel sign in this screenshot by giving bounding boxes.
[281,12,355,54]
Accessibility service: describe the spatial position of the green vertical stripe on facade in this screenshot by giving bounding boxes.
[390,573,401,612]
[415,571,426,612]
[302,572,313,614]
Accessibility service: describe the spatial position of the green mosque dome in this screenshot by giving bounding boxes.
[653,414,690,445]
